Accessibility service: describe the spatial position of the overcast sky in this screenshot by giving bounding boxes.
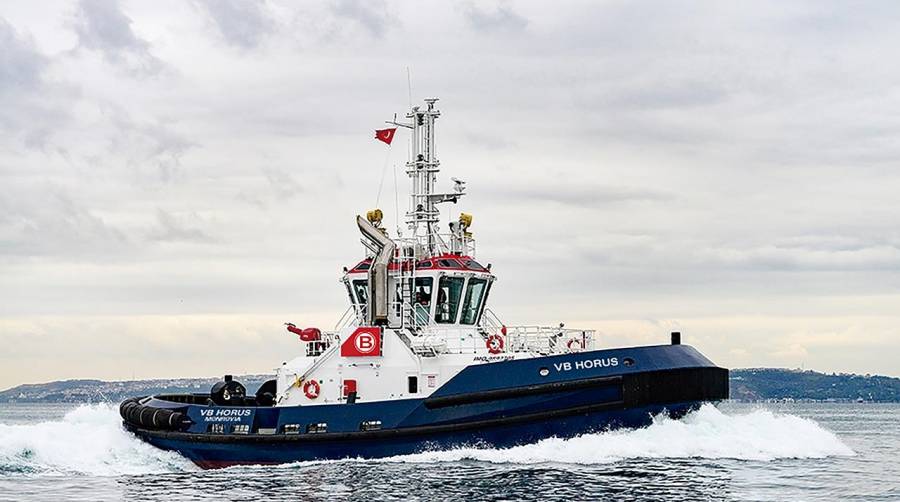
[1,0,899,389]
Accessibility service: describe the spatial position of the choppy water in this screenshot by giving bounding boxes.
[0,402,895,501]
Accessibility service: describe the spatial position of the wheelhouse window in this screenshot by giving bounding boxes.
[345,282,357,308]
[352,280,368,306]
[435,276,464,324]
[393,280,406,320]
[479,281,493,324]
[460,278,487,325]
[414,277,433,326]
[461,259,487,271]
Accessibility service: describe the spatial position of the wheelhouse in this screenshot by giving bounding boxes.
[342,254,494,330]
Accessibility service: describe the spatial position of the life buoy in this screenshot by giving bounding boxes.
[486,334,505,354]
[303,380,320,399]
[567,338,585,351]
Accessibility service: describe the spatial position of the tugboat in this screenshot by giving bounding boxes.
[120,98,728,468]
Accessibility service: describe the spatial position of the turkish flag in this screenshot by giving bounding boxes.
[375,128,397,145]
[341,326,382,357]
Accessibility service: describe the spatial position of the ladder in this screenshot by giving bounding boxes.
[396,240,417,329]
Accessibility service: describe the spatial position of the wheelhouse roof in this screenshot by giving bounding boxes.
[345,254,489,275]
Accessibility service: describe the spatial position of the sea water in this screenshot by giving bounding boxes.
[0,402,895,501]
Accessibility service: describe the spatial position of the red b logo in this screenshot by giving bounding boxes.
[355,332,376,354]
[341,327,382,357]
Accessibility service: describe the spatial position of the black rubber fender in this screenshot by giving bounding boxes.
[119,397,192,431]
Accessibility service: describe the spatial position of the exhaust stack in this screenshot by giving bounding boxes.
[356,215,396,325]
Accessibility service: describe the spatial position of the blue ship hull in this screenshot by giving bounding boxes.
[122,344,728,468]
[141,401,700,468]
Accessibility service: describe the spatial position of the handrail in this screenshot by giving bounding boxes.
[408,323,595,356]
[334,305,358,331]
[276,336,340,404]
[480,308,504,333]
[504,326,595,354]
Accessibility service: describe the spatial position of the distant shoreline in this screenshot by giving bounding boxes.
[2,368,899,403]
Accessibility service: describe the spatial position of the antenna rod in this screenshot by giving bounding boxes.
[406,67,413,108]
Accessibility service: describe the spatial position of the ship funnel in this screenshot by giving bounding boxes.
[357,215,396,325]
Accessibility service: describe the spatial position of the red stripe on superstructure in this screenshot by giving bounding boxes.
[345,254,488,275]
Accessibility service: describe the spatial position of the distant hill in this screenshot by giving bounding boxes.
[0,375,272,403]
[2,369,899,403]
[730,368,900,402]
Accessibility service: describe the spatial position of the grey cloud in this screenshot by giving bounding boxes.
[464,131,516,151]
[774,235,883,253]
[262,167,304,199]
[582,113,725,147]
[235,166,334,209]
[0,188,129,259]
[330,0,391,38]
[148,209,215,244]
[699,244,900,272]
[3,1,900,386]
[603,80,730,111]
[108,112,195,182]
[197,0,274,49]
[0,18,72,145]
[0,18,46,96]
[235,191,268,210]
[564,234,900,275]
[499,184,673,208]
[22,128,55,151]
[73,0,163,74]
[462,2,528,33]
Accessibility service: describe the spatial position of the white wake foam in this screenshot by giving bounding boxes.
[0,404,196,476]
[0,404,854,476]
[383,404,855,465]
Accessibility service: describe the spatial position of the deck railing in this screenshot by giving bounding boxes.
[406,324,595,356]
[504,326,595,355]
[330,305,594,357]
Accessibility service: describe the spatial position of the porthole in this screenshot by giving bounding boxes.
[539,367,550,377]
[623,357,635,367]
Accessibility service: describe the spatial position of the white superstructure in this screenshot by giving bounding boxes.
[275,99,595,406]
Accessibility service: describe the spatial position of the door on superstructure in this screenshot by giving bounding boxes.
[435,276,465,324]
[460,277,488,325]
[413,277,434,328]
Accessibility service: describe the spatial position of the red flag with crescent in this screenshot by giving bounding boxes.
[375,128,397,145]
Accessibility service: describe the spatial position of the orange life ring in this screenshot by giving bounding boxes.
[486,334,505,354]
[567,338,585,351]
[303,380,320,399]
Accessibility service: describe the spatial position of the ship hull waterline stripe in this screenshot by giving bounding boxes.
[423,375,622,409]
[129,398,642,444]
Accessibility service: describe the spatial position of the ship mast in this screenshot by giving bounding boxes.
[388,98,464,258]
